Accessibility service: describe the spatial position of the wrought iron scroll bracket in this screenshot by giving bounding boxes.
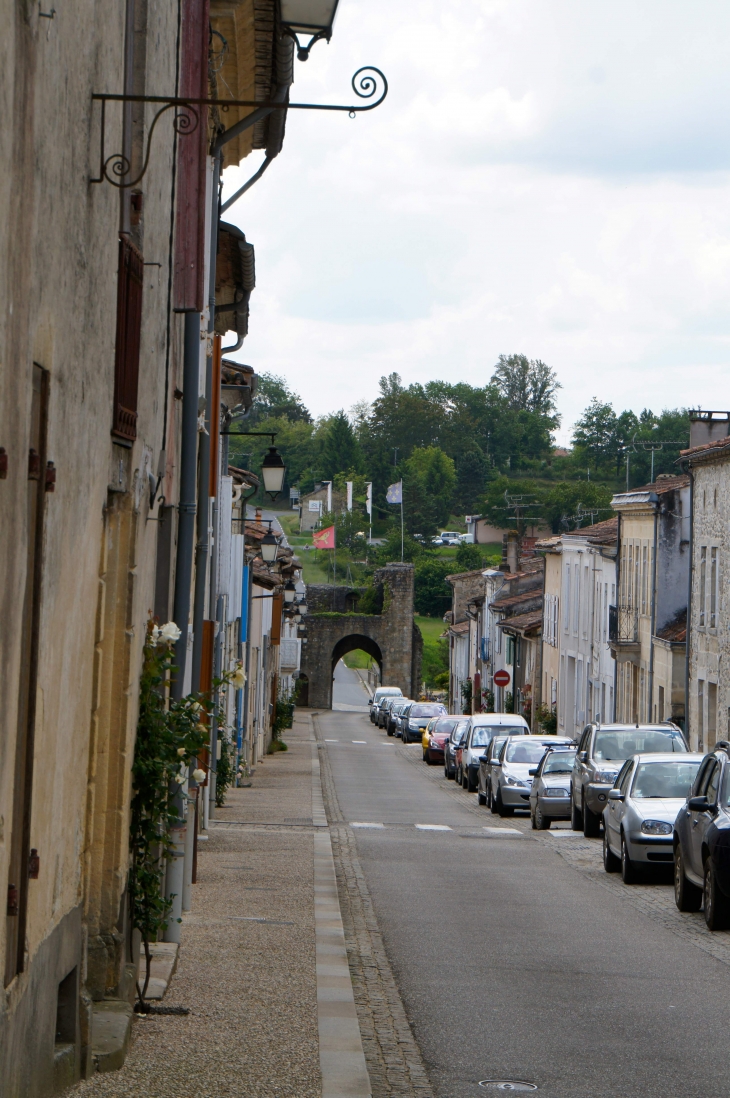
[91,66,387,188]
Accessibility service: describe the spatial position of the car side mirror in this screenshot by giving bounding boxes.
[528,768,537,776]
[492,761,501,768]
[578,751,587,762]
[608,788,624,801]
[688,795,710,811]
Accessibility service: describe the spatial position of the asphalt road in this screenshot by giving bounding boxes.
[317,709,730,1098]
[332,660,371,711]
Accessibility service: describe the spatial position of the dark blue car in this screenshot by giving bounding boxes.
[673,741,730,930]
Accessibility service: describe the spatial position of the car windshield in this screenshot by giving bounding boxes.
[632,760,701,799]
[434,719,458,735]
[505,741,553,764]
[543,751,576,774]
[411,704,445,718]
[593,728,687,761]
[472,724,524,747]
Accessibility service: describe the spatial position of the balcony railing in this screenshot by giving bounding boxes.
[608,605,638,643]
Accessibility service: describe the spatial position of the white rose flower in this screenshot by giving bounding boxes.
[231,665,246,689]
[159,621,181,645]
[192,768,206,783]
[175,770,187,785]
[177,747,186,757]
[149,624,160,644]
[188,701,202,714]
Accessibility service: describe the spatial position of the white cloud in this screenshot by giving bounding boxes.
[222,0,730,442]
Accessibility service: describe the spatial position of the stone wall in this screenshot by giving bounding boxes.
[300,564,419,709]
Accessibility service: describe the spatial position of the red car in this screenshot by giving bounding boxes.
[423,716,461,765]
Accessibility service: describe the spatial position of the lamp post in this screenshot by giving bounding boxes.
[278,0,339,60]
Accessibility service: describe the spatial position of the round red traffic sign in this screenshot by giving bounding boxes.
[493,669,511,688]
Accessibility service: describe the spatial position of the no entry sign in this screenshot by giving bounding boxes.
[493,669,511,688]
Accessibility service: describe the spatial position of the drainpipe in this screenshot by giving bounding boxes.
[648,504,659,723]
[685,466,694,743]
[613,513,621,721]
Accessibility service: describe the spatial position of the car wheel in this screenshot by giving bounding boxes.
[535,801,550,831]
[387,728,394,737]
[422,750,428,762]
[603,829,620,873]
[621,833,640,884]
[703,858,730,931]
[478,790,486,806]
[486,785,492,809]
[495,788,513,817]
[583,799,601,839]
[571,796,583,832]
[530,807,537,830]
[466,771,476,792]
[674,844,702,912]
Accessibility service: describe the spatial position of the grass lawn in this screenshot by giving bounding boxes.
[415,615,447,642]
[342,650,375,670]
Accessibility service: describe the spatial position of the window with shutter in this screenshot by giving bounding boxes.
[112,234,143,441]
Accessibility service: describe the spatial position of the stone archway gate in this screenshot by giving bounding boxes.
[299,563,423,709]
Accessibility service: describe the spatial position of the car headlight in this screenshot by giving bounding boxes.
[640,820,672,836]
[506,775,527,786]
[593,770,618,784]
[543,787,569,797]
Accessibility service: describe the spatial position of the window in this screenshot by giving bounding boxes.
[617,760,634,795]
[112,235,144,441]
[641,544,648,614]
[573,564,580,635]
[708,683,718,746]
[699,546,707,627]
[707,760,721,805]
[633,545,640,610]
[563,565,571,632]
[582,565,589,638]
[710,547,718,629]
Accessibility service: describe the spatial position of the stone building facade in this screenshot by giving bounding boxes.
[683,436,730,750]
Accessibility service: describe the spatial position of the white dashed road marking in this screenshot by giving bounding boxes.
[352,740,367,744]
[351,822,385,829]
[415,824,452,831]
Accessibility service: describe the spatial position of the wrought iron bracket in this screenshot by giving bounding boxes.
[91,66,387,188]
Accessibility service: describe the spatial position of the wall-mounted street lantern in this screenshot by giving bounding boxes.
[298,599,308,616]
[260,523,279,564]
[279,0,339,61]
[284,580,297,603]
[261,446,286,500]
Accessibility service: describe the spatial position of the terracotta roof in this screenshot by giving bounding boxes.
[229,464,259,488]
[563,516,618,546]
[449,620,470,635]
[656,608,687,643]
[498,610,543,635]
[628,474,689,495]
[490,589,542,612]
[681,435,730,459]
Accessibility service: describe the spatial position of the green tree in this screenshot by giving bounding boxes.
[413,558,454,616]
[248,372,311,425]
[491,354,561,416]
[405,447,456,528]
[455,542,484,570]
[571,398,618,470]
[455,447,490,512]
[320,410,363,480]
[541,482,614,533]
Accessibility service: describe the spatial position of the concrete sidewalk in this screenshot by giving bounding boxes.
[73,713,368,1098]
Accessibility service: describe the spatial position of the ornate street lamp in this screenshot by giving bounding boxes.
[261,446,286,500]
[260,524,279,564]
[278,0,339,61]
[284,580,297,603]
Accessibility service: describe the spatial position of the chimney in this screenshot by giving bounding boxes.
[689,409,730,449]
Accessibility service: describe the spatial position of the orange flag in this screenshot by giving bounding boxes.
[312,525,336,549]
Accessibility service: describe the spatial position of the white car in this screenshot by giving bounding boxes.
[439,530,462,546]
[369,686,402,723]
[457,713,530,791]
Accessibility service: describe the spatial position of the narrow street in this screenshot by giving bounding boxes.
[316,710,730,1098]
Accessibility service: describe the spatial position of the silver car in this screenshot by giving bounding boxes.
[458,715,529,792]
[491,735,574,817]
[387,698,411,737]
[571,722,689,837]
[370,686,402,723]
[377,695,400,729]
[529,747,577,829]
[478,734,516,807]
[603,753,704,883]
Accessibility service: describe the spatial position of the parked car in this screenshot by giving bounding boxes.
[439,530,462,546]
[387,698,412,737]
[458,533,474,544]
[444,719,470,779]
[369,686,402,723]
[478,731,530,806]
[571,723,688,838]
[377,695,401,729]
[457,714,530,791]
[491,735,574,817]
[602,753,703,883]
[422,716,459,764]
[529,746,578,829]
[400,701,447,744]
[674,743,730,929]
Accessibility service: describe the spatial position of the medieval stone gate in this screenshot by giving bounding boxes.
[298,563,422,709]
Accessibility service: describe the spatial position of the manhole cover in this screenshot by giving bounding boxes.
[479,1083,537,1093]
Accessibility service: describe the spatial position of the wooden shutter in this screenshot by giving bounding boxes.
[112,234,143,441]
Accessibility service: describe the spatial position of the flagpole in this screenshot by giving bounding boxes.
[400,496,404,562]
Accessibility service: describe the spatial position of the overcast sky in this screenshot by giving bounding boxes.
[222,0,730,443]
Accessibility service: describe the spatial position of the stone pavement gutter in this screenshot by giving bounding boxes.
[72,710,412,1098]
